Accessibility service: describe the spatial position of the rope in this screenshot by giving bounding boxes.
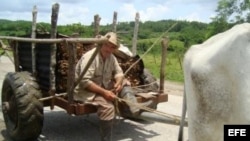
[111,22,180,122]
[131,80,158,88]
[123,22,178,76]
[114,22,178,96]
[114,96,121,117]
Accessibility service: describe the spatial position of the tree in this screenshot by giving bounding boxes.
[215,0,250,23]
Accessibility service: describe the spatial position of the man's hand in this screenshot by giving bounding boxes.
[103,90,117,101]
[113,82,122,93]
[86,82,117,101]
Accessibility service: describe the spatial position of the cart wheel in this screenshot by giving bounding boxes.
[1,71,43,141]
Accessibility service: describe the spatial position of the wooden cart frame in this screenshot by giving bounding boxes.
[0,3,168,141]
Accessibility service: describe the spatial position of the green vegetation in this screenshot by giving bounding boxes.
[141,52,184,82]
[0,0,248,83]
[0,19,209,83]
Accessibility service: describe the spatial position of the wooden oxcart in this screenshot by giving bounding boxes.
[0,3,168,141]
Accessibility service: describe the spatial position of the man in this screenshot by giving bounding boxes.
[74,32,152,141]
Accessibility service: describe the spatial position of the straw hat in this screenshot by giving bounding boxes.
[104,32,119,48]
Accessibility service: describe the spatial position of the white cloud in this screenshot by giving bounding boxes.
[181,12,201,22]
[0,0,220,25]
[57,3,90,25]
[117,3,169,23]
[118,4,137,22]
[140,5,169,22]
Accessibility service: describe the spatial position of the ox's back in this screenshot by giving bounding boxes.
[183,23,250,141]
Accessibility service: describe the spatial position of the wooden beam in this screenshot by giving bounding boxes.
[132,12,140,56]
[94,14,101,36]
[31,5,37,75]
[112,11,117,32]
[159,37,168,94]
[67,42,76,103]
[0,36,108,43]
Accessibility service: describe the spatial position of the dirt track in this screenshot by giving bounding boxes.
[0,55,188,141]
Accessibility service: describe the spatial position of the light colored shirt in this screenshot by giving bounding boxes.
[74,48,124,101]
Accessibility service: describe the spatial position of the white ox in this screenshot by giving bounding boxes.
[183,23,250,141]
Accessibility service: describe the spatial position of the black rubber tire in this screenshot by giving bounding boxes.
[1,71,43,141]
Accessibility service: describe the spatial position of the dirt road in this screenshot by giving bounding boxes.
[0,55,188,141]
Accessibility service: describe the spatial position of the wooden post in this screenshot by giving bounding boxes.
[112,11,117,32]
[67,42,76,104]
[159,37,168,94]
[94,14,101,36]
[50,3,59,109]
[31,5,37,76]
[13,41,19,72]
[132,12,140,56]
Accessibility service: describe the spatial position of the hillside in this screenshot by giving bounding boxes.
[0,19,230,82]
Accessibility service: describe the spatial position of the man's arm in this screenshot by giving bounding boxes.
[86,82,117,101]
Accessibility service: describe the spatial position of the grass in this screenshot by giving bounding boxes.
[140,52,184,83]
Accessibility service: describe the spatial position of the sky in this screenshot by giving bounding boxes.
[0,0,219,25]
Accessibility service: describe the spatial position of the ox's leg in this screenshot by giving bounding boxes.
[178,85,187,141]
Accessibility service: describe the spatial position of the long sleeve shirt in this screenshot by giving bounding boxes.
[74,48,124,101]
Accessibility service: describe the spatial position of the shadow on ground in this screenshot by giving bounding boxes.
[1,110,161,141]
[40,111,159,141]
